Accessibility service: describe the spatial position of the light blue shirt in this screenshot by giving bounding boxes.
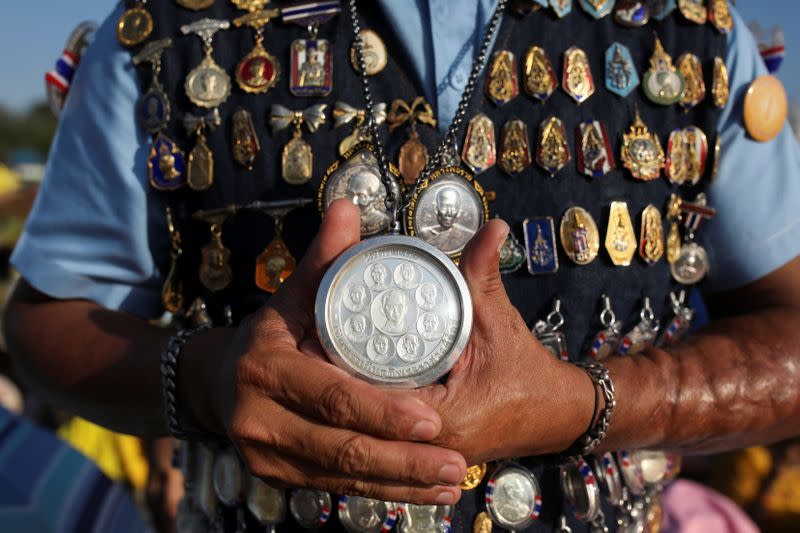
[11,2,800,318]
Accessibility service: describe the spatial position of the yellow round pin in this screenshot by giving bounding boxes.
[743,75,788,142]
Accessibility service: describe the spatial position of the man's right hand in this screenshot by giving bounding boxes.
[183,200,466,505]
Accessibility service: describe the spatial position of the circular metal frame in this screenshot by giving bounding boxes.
[560,458,602,522]
[397,503,454,533]
[338,496,397,533]
[616,450,646,496]
[485,464,542,531]
[592,452,625,506]
[315,234,472,387]
[289,489,332,529]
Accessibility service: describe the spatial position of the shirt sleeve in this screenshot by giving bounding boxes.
[703,6,800,293]
[10,2,168,318]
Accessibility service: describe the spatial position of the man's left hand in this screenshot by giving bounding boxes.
[416,220,595,465]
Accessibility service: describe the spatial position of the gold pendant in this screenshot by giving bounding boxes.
[473,511,493,533]
[236,39,279,94]
[199,224,232,292]
[560,206,600,265]
[117,5,153,47]
[282,133,313,185]
[523,45,557,103]
[536,116,571,176]
[398,130,428,185]
[708,0,733,33]
[605,201,637,266]
[460,463,488,490]
[665,194,683,265]
[677,53,705,110]
[666,126,708,185]
[679,0,707,24]
[499,119,532,175]
[621,109,665,181]
[187,131,214,191]
[640,204,665,266]
[177,0,215,10]
[562,46,595,104]
[712,57,730,108]
[255,236,296,293]
[485,50,519,105]
[643,36,685,106]
[461,113,496,174]
[161,207,184,314]
[232,108,261,170]
[350,28,387,76]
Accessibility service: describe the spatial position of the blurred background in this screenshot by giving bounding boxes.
[0,2,797,532]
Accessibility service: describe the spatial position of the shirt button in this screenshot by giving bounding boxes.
[450,69,467,88]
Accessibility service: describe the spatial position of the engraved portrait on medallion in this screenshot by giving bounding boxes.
[397,334,424,363]
[364,262,389,291]
[417,312,444,341]
[366,334,394,364]
[415,178,481,256]
[493,472,535,525]
[343,282,370,312]
[415,282,442,311]
[344,315,372,344]
[324,151,391,236]
[371,289,416,336]
[189,68,228,104]
[349,497,387,529]
[393,262,422,290]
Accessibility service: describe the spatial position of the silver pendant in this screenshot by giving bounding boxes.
[671,242,710,285]
[657,291,695,347]
[247,476,286,526]
[397,503,454,533]
[289,489,331,528]
[533,299,568,361]
[212,449,244,507]
[315,234,472,387]
[636,450,682,487]
[592,452,625,506]
[561,458,602,523]
[485,464,543,530]
[338,496,398,533]
[318,142,397,238]
[406,166,489,260]
[616,450,646,496]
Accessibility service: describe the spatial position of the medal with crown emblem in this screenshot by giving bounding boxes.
[523,46,558,103]
[621,109,665,181]
[677,53,706,110]
[678,0,707,24]
[712,56,730,108]
[605,42,639,98]
[708,0,733,33]
[462,113,497,174]
[640,204,665,266]
[605,201,637,267]
[563,46,595,104]
[560,207,599,265]
[666,126,708,185]
[536,116,571,176]
[523,217,559,274]
[643,36,685,106]
[499,119,532,175]
[576,120,614,178]
[486,50,519,105]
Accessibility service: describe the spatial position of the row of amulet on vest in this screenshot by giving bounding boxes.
[484,36,729,110]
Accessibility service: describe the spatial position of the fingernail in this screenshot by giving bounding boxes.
[438,463,465,485]
[435,490,457,505]
[410,420,437,440]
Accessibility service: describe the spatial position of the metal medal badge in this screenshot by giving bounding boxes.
[642,36,685,106]
[532,299,569,361]
[315,0,509,387]
[523,216,559,275]
[181,19,233,108]
[485,463,543,530]
[282,1,341,97]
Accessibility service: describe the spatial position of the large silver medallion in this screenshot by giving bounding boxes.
[398,503,453,533]
[316,235,472,387]
[318,142,397,238]
[406,166,489,260]
[289,489,331,528]
[561,458,602,522]
[485,465,542,530]
[185,55,232,108]
[338,496,398,533]
[670,242,710,285]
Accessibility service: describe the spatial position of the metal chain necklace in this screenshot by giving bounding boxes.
[314,0,507,387]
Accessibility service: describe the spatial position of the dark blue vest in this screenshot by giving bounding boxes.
[135,1,725,531]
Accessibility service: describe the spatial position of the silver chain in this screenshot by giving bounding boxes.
[348,0,508,225]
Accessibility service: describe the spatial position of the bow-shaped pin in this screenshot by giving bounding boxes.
[183,108,221,134]
[333,102,386,129]
[270,104,327,134]
[387,96,437,131]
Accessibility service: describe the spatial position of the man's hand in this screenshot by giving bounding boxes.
[417,220,595,465]
[185,200,466,505]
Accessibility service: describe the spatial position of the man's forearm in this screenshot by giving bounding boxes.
[5,280,174,435]
[603,304,800,454]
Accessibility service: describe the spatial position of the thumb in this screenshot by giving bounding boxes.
[459,218,511,306]
[273,199,361,310]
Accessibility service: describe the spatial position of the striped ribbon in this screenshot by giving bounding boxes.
[45,49,78,94]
